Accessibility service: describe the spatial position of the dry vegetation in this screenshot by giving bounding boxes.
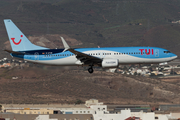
[0,66,180,105]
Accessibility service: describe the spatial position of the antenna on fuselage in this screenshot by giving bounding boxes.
[60,36,70,52]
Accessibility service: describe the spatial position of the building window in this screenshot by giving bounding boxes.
[76,111,78,113]
[80,111,82,113]
[84,111,86,113]
[155,117,158,119]
[88,111,90,113]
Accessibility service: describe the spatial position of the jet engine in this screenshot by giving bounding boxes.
[102,59,119,68]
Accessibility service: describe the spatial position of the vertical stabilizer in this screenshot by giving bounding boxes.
[4,19,48,51]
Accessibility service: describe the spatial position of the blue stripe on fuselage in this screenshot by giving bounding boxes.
[13,47,176,61]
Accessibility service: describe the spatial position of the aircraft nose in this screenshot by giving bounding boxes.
[172,54,178,59]
[175,55,178,59]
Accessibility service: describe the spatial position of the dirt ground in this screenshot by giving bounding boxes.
[0,66,180,105]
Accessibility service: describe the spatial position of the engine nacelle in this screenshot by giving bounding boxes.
[102,59,119,68]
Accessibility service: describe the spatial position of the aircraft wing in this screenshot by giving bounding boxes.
[60,36,102,65]
[68,48,102,64]
[4,49,25,55]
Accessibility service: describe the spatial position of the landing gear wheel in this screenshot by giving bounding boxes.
[88,67,94,74]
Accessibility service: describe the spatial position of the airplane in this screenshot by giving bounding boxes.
[3,19,177,74]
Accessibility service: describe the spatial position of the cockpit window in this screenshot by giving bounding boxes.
[164,51,171,53]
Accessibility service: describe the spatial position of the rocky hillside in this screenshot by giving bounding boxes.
[0,0,180,58]
[0,66,180,105]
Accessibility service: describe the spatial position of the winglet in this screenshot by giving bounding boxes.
[60,36,70,52]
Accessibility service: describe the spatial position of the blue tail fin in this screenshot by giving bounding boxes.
[4,19,48,51]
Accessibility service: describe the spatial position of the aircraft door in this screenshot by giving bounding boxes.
[34,52,39,61]
[155,49,159,57]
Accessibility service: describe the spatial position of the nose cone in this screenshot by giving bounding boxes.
[171,53,178,60]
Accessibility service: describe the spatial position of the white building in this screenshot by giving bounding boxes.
[35,115,57,120]
[35,99,179,120]
[2,99,179,120]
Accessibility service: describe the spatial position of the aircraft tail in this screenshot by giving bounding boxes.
[4,19,48,51]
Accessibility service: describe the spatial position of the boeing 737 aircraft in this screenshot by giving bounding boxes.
[4,19,177,73]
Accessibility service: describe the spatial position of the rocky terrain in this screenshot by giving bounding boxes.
[0,66,180,105]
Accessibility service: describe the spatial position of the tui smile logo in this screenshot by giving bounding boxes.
[11,35,23,45]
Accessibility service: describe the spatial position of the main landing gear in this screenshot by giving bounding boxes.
[88,67,94,74]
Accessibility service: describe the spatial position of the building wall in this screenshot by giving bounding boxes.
[90,105,108,115]
[141,113,154,120]
[58,108,95,114]
[6,109,53,114]
[93,109,131,120]
[0,114,93,120]
[35,115,57,120]
[169,113,180,119]
[131,112,155,120]
[156,115,168,120]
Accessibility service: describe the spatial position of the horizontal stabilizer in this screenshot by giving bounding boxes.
[4,49,25,55]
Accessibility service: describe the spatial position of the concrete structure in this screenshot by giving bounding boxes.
[85,99,102,107]
[6,109,53,114]
[93,109,131,120]
[2,99,180,120]
[159,104,180,111]
[35,115,57,120]
[168,113,180,120]
[0,114,93,120]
